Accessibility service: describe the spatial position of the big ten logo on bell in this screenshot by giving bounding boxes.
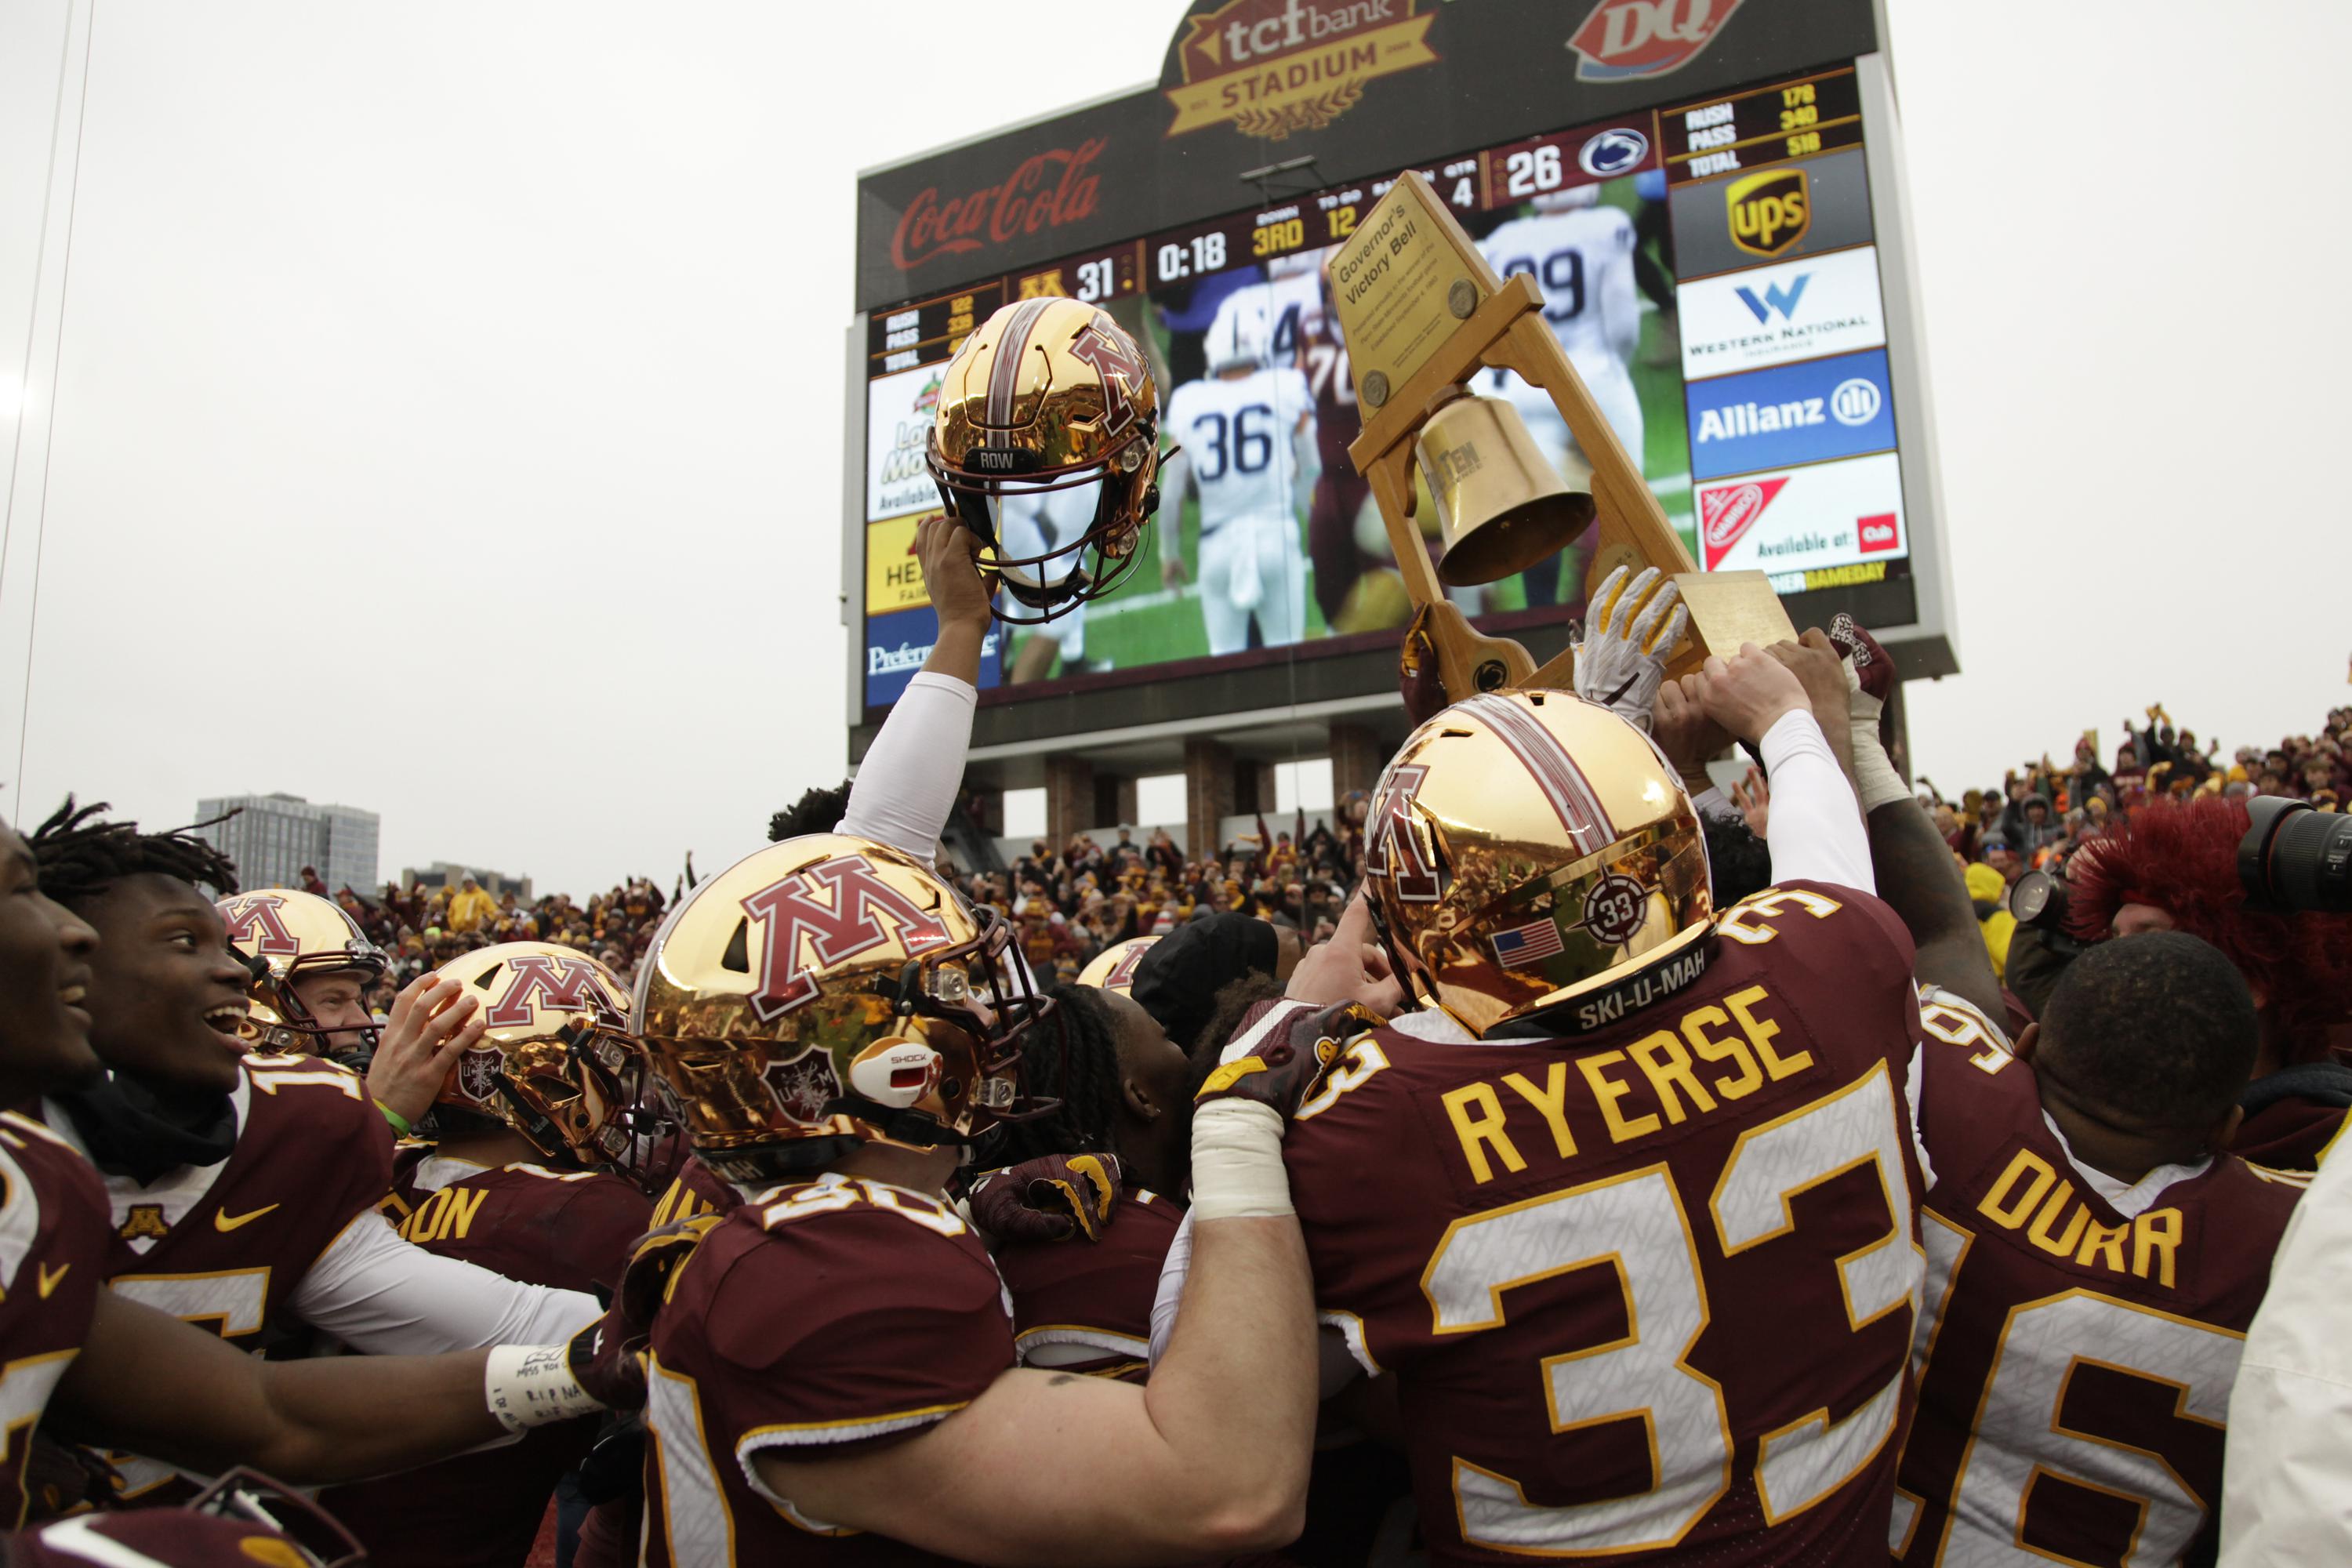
[864,604,1001,710]
[1568,0,1745,82]
[1683,346,1895,481]
[1676,245,1887,379]
[1726,167,1807,257]
[866,363,946,522]
[1693,452,1906,575]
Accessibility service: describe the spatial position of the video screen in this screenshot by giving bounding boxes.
[859,64,1906,711]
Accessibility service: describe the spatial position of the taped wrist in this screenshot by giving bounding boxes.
[485,1343,606,1434]
[1188,1099,1293,1221]
[1846,684,1911,814]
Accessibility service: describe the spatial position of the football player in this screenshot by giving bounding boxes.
[633,832,1321,1564]
[967,982,1190,1383]
[323,942,657,1568]
[26,802,604,1501]
[0,818,626,1530]
[1479,184,1644,608]
[1893,932,2303,1566]
[1159,300,1320,655]
[1156,646,1930,1563]
[222,884,494,1138]
[996,477,1099,684]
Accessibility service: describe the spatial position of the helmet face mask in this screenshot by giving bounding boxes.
[1363,691,1715,1037]
[926,298,1167,625]
[216,891,388,1062]
[429,942,657,1182]
[636,835,1058,1185]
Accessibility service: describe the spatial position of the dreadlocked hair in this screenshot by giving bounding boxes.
[768,782,854,844]
[30,797,241,906]
[2065,797,2352,1062]
[985,984,1127,1167]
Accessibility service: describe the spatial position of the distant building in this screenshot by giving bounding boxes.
[400,862,533,902]
[194,793,380,895]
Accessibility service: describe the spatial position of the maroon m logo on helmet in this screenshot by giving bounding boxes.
[1367,764,1441,902]
[1070,311,1146,440]
[1102,943,1151,989]
[740,855,951,1023]
[220,895,300,957]
[485,953,623,1029]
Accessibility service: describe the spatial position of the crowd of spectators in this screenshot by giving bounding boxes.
[329,870,673,1006]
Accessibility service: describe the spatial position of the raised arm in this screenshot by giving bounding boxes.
[837,517,990,871]
[1696,644,1872,892]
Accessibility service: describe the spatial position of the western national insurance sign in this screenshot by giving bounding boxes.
[852,0,1881,312]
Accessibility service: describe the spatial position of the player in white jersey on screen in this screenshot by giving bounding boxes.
[996,477,1098,682]
[1480,183,1644,607]
[1159,296,1320,655]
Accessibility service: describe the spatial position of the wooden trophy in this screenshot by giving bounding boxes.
[1322,171,1795,706]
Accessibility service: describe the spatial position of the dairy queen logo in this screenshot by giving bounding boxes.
[1568,0,1744,82]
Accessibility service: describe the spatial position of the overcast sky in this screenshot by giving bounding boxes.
[1,2,2344,895]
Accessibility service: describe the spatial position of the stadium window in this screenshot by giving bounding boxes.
[1135,773,1185,829]
[1002,787,1047,840]
[1274,759,1334,815]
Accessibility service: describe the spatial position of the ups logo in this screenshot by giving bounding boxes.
[1726,167,1809,258]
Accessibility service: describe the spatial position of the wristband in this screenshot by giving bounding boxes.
[485,1343,606,1434]
[375,1101,413,1138]
[1187,1100,1293,1222]
[1846,684,1913,815]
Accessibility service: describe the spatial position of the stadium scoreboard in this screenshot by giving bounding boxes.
[848,0,1949,757]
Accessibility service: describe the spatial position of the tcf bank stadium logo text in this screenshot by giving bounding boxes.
[1569,0,1744,82]
[891,140,1108,272]
[1166,0,1439,142]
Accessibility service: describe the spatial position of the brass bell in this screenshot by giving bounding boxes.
[1413,393,1595,587]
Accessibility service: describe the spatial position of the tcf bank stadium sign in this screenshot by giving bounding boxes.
[1165,0,1439,141]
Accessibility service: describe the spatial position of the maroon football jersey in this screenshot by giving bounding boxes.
[321,1159,653,1568]
[993,1189,1180,1382]
[641,1173,1014,1566]
[1890,1022,2305,1566]
[0,1111,111,1530]
[49,1054,395,1500]
[648,1152,739,1226]
[1277,882,1927,1565]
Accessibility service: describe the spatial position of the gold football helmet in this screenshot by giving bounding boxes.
[1363,690,1712,1037]
[216,889,387,1055]
[430,942,648,1175]
[927,297,1163,622]
[634,833,1051,1182]
[1076,935,1158,994]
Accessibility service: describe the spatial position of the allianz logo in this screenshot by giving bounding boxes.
[1694,376,1881,442]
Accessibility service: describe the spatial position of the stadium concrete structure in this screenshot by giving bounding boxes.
[848,0,1945,860]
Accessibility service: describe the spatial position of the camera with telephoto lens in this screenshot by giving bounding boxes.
[2009,869,2069,932]
[2238,797,2352,913]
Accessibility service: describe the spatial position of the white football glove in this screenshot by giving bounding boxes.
[1573,565,1688,733]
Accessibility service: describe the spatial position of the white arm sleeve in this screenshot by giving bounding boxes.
[290,1210,599,1355]
[835,671,975,874]
[1757,710,1875,894]
[1147,1206,1196,1370]
[2222,1146,2352,1566]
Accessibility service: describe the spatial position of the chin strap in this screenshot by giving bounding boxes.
[54,1074,238,1186]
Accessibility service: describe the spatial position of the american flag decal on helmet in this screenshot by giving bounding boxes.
[1461,695,1617,857]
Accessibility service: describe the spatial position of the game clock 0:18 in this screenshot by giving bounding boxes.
[1156,231,1227,282]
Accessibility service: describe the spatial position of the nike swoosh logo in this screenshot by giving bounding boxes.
[213,1203,279,1232]
[36,1262,67,1298]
